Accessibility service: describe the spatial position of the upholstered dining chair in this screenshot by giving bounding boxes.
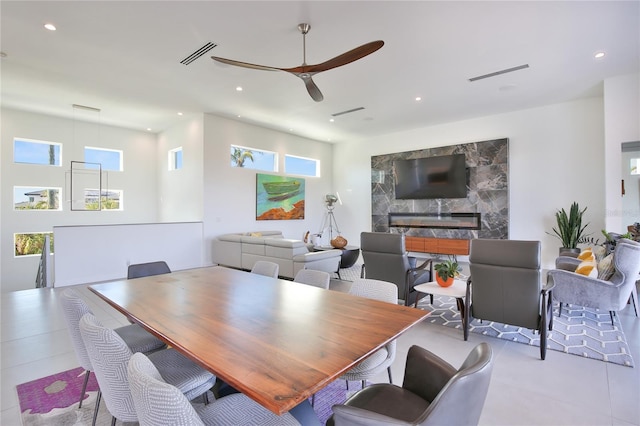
[293,269,331,289]
[127,352,300,426]
[79,313,216,426]
[58,289,166,410]
[360,232,432,305]
[465,239,553,360]
[327,343,493,426]
[251,260,280,278]
[548,238,640,325]
[340,278,398,387]
[127,260,171,279]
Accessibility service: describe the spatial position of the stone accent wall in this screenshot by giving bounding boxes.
[371,138,509,240]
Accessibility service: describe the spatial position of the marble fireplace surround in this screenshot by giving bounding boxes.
[371,138,508,241]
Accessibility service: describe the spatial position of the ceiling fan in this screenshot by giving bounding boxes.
[211,23,384,102]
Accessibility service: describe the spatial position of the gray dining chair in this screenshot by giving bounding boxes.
[327,343,493,426]
[293,269,331,289]
[340,278,398,387]
[127,260,171,279]
[251,260,280,278]
[79,313,216,426]
[128,352,300,426]
[58,289,166,410]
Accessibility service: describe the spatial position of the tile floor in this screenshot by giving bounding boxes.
[2,282,639,426]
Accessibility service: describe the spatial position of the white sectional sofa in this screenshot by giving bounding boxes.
[212,231,341,278]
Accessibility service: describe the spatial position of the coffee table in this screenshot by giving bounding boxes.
[314,245,360,277]
[413,279,467,325]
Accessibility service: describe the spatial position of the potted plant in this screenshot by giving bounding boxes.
[433,259,461,288]
[550,202,589,255]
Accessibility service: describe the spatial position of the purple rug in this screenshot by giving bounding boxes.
[17,367,98,415]
[17,366,358,425]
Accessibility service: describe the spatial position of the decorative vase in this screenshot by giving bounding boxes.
[331,236,348,249]
[435,275,454,287]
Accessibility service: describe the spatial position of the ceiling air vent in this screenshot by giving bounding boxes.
[468,64,529,82]
[332,107,365,117]
[180,42,217,65]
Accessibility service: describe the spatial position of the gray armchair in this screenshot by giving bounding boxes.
[548,239,640,325]
[465,239,553,360]
[327,343,493,426]
[360,232,432,306]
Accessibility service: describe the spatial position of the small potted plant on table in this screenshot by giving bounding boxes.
[434,258,461,287]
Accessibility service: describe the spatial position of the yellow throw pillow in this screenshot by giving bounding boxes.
[249,232,263,237]
[597,253,615,281]
[577,248,594,261]
[575,260,598,278]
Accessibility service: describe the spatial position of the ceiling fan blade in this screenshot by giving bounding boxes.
[303,40,384,73]
[211,56,281,72]
[301,75,324,102]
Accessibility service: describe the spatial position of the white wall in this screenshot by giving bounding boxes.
[333,97,606,270]
[157,114,204,222]
[604,73,640,232]
[1,108,159,292]
[201,114,335,265]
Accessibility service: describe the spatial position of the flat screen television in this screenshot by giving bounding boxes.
[393,154,467,199]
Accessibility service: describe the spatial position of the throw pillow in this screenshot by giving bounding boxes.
[249,232,263,237]
[597,253,615,281]
[575,260,598,278]
[592,245,606,263]
[577,248,594,261]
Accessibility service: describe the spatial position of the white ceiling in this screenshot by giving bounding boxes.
[1,1,638,143]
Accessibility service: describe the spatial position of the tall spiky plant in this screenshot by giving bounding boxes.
[551,202,589,249]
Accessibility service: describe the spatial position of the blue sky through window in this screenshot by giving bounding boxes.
[285,155,318,177]
[84,147,122,171]
[14,139,61,166]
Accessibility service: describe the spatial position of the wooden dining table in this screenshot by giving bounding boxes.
[89,266,428,415]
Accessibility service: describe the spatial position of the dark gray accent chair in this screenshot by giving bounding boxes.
[359,232,432,306]
[465,239,553,360]
[327,343,493,426]
[127,261,171,279]
[548,239,640,325]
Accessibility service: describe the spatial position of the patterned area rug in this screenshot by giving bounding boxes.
[418,295,635,367]
[17,368,358,425]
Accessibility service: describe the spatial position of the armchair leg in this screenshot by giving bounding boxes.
[78,369,90,408]
[630,286,639,317]
[609,311,615,326]
[91,390,101,426]
[387,366,393,383]
[558,302,563,317]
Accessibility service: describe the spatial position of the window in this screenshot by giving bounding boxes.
[84,147,123,171]
[14,186,62,210]
[83,189,123,210]
[14,138,62,166]
[285,155,319,177]
[230,145,277,172]
[169,147,183,170]
[14,232,54,257]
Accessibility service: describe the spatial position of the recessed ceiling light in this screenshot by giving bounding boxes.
[147,128,152,131]
[329,118,335,123]
[236,86,243,91]
[177,112,183,116]
[415,97,422,101]
[594,51,605,59]
[44,23,56,31]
